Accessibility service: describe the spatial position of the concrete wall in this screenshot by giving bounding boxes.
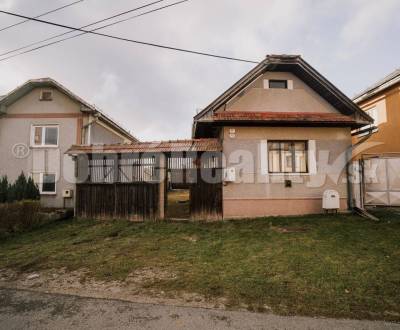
[219,72,338,114]
[222,126,351,218]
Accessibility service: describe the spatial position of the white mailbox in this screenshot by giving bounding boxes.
[223,167,236,182]
[322,189,340,210]
[62,189,74,198]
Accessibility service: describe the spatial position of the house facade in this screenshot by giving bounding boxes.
[0,78,137,208]
[193,55,372,218]
[66,55,372,221]
[353,69,400,154]
[353,69,400,206]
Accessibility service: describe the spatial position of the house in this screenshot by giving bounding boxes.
[67,55,372,221]
[0,78,137,208]
[353,69,400,206]
[193,54,372,218]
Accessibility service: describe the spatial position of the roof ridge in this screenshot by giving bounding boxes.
[354,68,400,101]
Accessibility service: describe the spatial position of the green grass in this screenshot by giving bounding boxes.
[0,210,400,321]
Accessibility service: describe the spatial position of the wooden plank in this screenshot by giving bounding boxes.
[76,183,159,221]
[190,168,222,221]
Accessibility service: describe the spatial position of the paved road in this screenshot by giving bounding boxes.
[0,288,399,330]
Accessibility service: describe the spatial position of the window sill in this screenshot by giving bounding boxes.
[268,173,310,176]
[40,192,57,196]
[30,145,59,149]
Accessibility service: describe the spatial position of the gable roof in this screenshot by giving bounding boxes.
[354,68,400,104]
[193,55,372,136]
[0,78,137,142]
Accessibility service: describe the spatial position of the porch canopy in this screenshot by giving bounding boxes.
[66,138,221,155]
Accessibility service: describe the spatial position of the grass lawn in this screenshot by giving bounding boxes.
[0,209,399,321]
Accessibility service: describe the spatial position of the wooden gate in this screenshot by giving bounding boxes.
[167,152,223,220]
[189,169,222,220]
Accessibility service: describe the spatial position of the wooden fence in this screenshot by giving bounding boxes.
[74,152,222,221]
[76,183,159,221]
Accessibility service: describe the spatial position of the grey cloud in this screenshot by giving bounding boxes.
[0,0,399,141]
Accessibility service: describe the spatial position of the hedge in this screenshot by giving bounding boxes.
[0,200,46,234]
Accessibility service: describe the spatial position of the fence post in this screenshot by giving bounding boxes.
[158,153,166,220]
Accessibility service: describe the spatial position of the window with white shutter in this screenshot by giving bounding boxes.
[308,140,317,175]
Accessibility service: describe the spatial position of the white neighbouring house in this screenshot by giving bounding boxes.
[0,78,137,208]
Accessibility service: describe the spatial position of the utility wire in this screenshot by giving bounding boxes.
[0,8,258,64]
[0,0,84,32]
[0,0,165,57]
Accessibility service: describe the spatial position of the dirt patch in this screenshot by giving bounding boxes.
[0,268,227,310]
[182,235,198,243]
[270,226,309,233]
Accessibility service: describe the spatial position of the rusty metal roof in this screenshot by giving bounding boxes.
[67,139,221,154]
[354,68,400,103]
[211,111,358,123]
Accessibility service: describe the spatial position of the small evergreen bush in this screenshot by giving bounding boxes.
[0,172,40,203]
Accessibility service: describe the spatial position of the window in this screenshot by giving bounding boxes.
[268,141,308,173]
[31,125,59,147]
[366,107,378,129]
[40,90,53,101]
[32,173,56,194]
[352,106,381,136]
[269,79,288,89]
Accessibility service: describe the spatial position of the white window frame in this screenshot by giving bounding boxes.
[262,139,317,176]
[263,79,293,90]
[267,140,309,174]
[352,107,379,137]
[365,107,379,131]
[32,172,57,195]
[30,125,59,148]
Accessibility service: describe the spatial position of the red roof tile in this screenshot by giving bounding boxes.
[212,111,356,123]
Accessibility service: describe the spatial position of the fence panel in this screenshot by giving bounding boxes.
[76,183,159,220]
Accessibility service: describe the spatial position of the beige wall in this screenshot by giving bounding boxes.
[1,87,134,208]
[7,88,82,115]
[0,85,136,211]
[219,72,338,114]
[91,122,125,145]
[0,117,78,208]
[222,126,351,218]
[353,83,400,157]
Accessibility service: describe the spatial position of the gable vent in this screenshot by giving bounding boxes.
[40,90,53,101]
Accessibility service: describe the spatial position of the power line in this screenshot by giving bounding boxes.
[0,8,258,64]
[0,0,84,32]
[0,0,165,57]
[0,0,190,60]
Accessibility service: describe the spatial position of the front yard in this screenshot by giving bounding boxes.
[0,209,399,321]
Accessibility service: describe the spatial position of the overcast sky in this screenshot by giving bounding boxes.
[1,0,399,141]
